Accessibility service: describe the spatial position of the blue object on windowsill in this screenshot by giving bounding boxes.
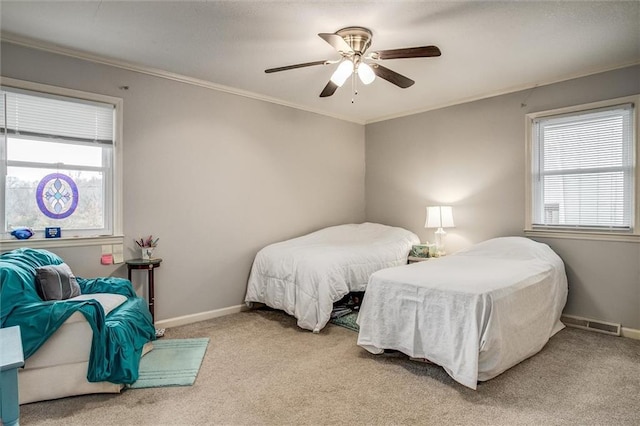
[10,228,33,240]
[45,227,61,238]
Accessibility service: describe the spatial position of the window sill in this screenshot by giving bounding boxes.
[524,229,640,243]
[1,235,124,252]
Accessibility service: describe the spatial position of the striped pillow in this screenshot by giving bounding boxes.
[35,263,81,300]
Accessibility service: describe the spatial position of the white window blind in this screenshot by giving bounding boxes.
[531,103,634,231]
[0,88,114,145]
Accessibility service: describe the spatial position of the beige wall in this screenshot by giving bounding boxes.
[1,42,366,320]
[365,65,640,329]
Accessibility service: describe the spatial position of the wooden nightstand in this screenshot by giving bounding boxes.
[408,256,430,264]
[126,258,164,337]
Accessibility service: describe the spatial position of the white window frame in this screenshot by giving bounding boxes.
[0,77,123,250]
[525,95,640,243]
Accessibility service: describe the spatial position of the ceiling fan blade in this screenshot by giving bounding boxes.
[318,33,354,54]
[319,81,339,98]
[371,64,415,88]
[265,60,328,73]
[371,45,441,60]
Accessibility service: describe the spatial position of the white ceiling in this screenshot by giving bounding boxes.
[1,1,639,124]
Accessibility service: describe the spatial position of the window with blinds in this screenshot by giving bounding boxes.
[530,103,635,232]
[1,84,118,240]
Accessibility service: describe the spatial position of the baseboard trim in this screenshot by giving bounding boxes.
[155,304,249,329]
[621,327,640,340]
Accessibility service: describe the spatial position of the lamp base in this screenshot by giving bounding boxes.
[434,228,447,257]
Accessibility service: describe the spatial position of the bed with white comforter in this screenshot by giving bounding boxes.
[356,237,568,389]
[245,222,420,332]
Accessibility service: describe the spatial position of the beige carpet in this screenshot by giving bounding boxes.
[20,309,640,425]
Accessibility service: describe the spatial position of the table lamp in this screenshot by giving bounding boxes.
[425,206,455,256]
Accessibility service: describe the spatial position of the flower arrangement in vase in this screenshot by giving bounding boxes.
[135,235,159,260]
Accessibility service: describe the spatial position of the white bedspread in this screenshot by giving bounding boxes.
[245,222,420,332]
[356,237,568,389]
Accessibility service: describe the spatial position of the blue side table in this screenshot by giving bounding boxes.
[1,326,24,426]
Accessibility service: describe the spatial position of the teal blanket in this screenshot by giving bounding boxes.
[0,248,155,384]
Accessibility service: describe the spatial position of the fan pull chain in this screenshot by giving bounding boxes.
[351,72,358,104]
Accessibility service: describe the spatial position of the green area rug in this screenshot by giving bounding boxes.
[330,312,359,332]
[129,338,209,389]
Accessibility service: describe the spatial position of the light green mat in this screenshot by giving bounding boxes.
[128,338,209,388]
[330,312,359,332]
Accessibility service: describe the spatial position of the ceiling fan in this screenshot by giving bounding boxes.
[265,26,441,99]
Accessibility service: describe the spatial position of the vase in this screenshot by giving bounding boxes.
[141,247,155,260]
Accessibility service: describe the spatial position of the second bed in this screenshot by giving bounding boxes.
[356,237,568,389]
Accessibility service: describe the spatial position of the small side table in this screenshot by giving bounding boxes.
[1,326,24,426]
[126,258,164,337]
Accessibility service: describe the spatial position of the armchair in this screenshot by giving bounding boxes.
[0,248,155,403]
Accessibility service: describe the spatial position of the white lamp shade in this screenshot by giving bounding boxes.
[357,62,376,85]
[330,60,353,87]
[425,206,455,228]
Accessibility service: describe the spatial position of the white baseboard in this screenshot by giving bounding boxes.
[621,327,640,340]
[154,304,249,329]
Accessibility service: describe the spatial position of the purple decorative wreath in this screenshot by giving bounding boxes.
[36,173,79,219]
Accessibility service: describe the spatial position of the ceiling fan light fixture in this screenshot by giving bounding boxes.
[265,26,441,99]
[330,60,353,87]
[357,62,375,85]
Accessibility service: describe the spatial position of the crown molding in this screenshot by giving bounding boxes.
[2,31,637,127]
[365,59,640,124]
[0,32,365,125]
